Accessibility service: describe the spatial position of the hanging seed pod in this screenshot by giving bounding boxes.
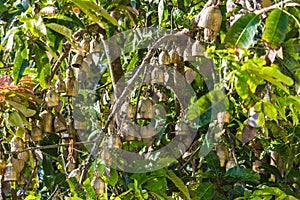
[45,87,60,107]
[55,73,66,94]
[198,6,222,32]
[54,114,67,133]
[10,136,24,152]
[31,121,43,141]
[80,37,90,53]
[72,52,84,68]
[122,122,138,141]
[151,67,165,84]
[169,46,180,64]
[63,67,78,97]
[4,157,17,182]
[192,40,205,57]
[107,135,122,149]
[226,157,237,171]
[91,175,105,195]
[101,144,112,165]
[216,143,229,167]
[137,93,153,119]
[203,28,217,42]
[158,49,171,65]
[175,119,189,135]
[39,110,54,133]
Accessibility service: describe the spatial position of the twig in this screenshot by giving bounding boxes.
[18,150,38,199]
[254,0,296,15]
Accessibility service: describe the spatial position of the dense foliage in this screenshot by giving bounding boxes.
[0,0,300,199]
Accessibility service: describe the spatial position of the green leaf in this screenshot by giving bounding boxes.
[226,167,260,182]
[6,100,36,117]
[260,163,282,178]
[262,101,278,122]
[66,177,86,199]
[46,23,72,41]
[83,178,97,200]
[262,9,289,49]
[8,111,24,127]
[13,49,28,84]
[24,16,47,37]
[187,90,226,124]
[225,13,260,48]
[108,168,119,187]
[235,72,250,99]
[260,65,293,86]
[199,122,221,159]
[195,182,216,200]
[165,170,191,200]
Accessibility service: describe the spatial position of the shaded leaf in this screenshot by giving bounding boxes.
[46,23,72,40]
[242,125,257,143]
[165,170,191,200]
[6,100,36,117]
[195,182,216,200]
[8,111,24,127]
[225,13,260,48]
[262,9,288,49]
[226,167,260,182]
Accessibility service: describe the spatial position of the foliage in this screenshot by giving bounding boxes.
[0,0,300,199]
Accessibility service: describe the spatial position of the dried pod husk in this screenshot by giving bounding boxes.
[10,136,24,152]
[39,110,54,133]
[45,88,60,107]
[198,6,222,32]
[63,68,78,97]
[4,158,17,182]
[151,67,165,84]
[18,151,30,162]
[169,48,180,64]
[203,28,218,42]
[91,176,105,195]
[137,97,153,119]
[31,121,43,141]
[72,52,84,68]
[158,50,171,65]
[55,74,66,94]
[192,40,205,57]
[216,143,229,167]
[54,114,67,133]
[226,158,237,171]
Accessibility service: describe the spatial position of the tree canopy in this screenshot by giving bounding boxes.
[0,0,300,199]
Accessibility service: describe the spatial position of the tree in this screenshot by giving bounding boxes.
[0,0,300,199]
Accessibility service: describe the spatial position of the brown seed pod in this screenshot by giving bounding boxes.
[18,151,30,162]
[169,47,180,64]
[66,157,76,173]
[198,6,222,32]
[54,114,67,133]
[226,157,237,171]
[217,111,230,124]
[12,158,24,173]
[192,40,205,57]
[31,121,43,141]
[72,52,84,68]
[80,38,90,53]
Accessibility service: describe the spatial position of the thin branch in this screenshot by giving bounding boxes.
[254,0,297,15]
